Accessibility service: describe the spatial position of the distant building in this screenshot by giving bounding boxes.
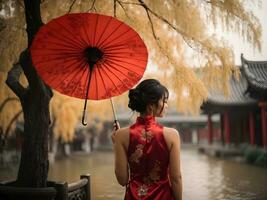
[201,54,267,148]
[241,54,267,147]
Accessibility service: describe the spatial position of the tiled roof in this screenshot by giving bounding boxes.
[241,54,267,100]
[201,67,258,112]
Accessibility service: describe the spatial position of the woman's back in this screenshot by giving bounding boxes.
[125,115,174,200]
[112,79,182,200]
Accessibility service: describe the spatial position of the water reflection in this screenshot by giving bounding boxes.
[1,149,267,200]
[181,149,267,200]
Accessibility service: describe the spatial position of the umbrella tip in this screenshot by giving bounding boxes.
[82,121,87,126]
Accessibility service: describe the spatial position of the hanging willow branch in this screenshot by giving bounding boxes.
[0,97,20,113]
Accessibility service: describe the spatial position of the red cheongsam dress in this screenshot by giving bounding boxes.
[125,115,175,200]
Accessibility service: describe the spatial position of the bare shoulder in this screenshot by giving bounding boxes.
[114,127,130,149]
[114,127,130,141]
[163,127,180,150]
[115,127,129,135]
[164,127,180,137]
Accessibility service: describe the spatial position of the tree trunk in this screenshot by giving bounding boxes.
[5,0,52,187]
[16,51,52,187]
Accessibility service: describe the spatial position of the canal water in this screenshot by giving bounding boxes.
[1,148,267,200]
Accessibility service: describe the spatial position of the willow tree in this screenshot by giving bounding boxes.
[0,0,261,187]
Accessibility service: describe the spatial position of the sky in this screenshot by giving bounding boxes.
[225,1,267,65]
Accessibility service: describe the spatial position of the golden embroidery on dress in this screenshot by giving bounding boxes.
[143,160,161,184]
[129,144,144,163]
[137,185,148,197]
[149,160,161,182]
[141,129,153,142]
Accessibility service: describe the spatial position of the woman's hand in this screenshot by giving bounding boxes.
[111,120,120,144]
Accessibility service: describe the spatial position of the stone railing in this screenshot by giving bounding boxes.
[0,174,91,200]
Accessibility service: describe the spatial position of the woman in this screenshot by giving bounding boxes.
[111,79,182,200]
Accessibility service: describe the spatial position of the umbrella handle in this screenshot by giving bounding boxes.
[110,98,119,130]
[110,98,117,121]
[82,110,87,126]
[114,119,119,130]
[82,70,92,127]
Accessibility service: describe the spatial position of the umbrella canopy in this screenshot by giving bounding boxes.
[30,13,148,125]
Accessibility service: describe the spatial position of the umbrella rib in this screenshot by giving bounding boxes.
[93,14,99,46]
[100,29,133,50]
[104,61,141,79]
[46,24,85,50]
[33,52,82,60]
[82,17,92,46]
[102,34,138,51]
[95,16,113,47]
[99,28,132,51]
[105,54,148,63]
[50,60,85,88]
[102,45,142,52]
[105,58,147,71]
[101,62,130,85]
[54,20,88,48]
[97,64,121,95]
[33,41,82,52]
[33,50,82,57]
[95,64,109,99]
[97,21,125,49]
[71,62,89,97]
[93,66,98,99]
[34,56,83,68]
[36,56,85,72]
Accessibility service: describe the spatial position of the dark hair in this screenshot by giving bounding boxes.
[128,79,169,113]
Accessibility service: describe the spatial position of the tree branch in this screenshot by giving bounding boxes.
[117,1,131,19]
[137,0,225,60]
[118,1,142,6]
[114,0,117,17]
[144,7,158,41]
[68,0,77,13]
[6,62,26,100]
[0,97,20,113]
[87,0,97,12]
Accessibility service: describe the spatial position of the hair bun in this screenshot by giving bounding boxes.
[128,89,146,113]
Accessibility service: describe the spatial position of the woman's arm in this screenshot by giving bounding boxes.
[167,128,183,200]
[112,128,129,186]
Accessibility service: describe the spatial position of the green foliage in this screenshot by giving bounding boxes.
[243,146,267,168]
[255,150,267,168]
[244,146,261,163]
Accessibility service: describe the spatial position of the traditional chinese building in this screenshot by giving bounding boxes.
[241,54,267,148]
[201,55,267,148]
[201,64,260,146]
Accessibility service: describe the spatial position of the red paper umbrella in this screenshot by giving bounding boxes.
[30,13,148,125]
